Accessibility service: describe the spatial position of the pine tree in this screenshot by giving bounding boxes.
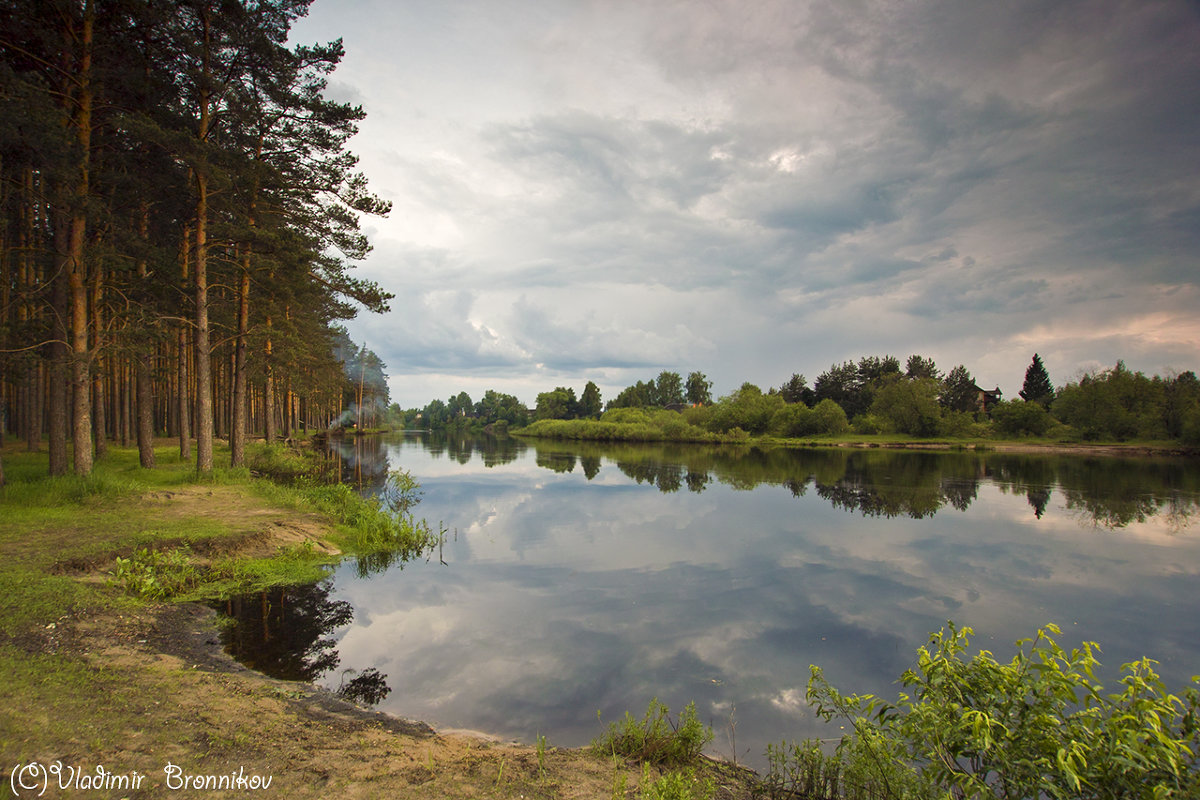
[579,381,602,418]
[780,373,813,405]
[941,365,979,413]
[1019,353,1054,407]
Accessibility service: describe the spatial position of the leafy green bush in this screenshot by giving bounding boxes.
[803,622,1200,800]
[593,699,714,767]
[938,409,986,438]
[1181,407,1200,446]
[772,403,817,437]
[637,764,715,800]
[870,377,942,437]
[247,443,326,482]
[990,399,1055,437]
[380,468,422,514]
[603,407,655,425]
[811,399,851,435]
[111,547,200,600]
[851,413,888,435]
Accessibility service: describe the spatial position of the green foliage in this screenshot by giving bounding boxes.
[991,399,1054,437]
[771,403,816,436]
[805,622,1200,800]
[851,413,889,435]
[1053,362,1171,441]
[763,738,911,800]
[580,381,604,418]
[870,377,942,437]
[520,410,726,443]
[593,699,714,767]
[536,386,579,420]
[611,379,658,409]
[686,371,713,406]
[701,383,784,435]
[111,547,200,600]
[1019,353,1055,406]
[637,763,715,800]
[939,409,990,438]
[815,361,865,416]
[247,444,327,483]
[380,468,422,514]
[941,364,979,413]
[781,373,814,405]
[811,399,851,435]
[473,389,531,428]
[904,354,941,382]
[656,371,685,406]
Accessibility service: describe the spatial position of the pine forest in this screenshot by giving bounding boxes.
[0,0,391,479]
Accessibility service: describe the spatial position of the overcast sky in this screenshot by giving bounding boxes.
[290,0,1200,409]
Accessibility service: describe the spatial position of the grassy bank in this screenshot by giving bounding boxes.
[514,412,1192,457]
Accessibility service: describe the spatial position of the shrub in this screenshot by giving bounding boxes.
[990,399,1054,437]
[593,699,714,767]
[811,399,850,435]
[1183,408,1200,446]
[603,407,655,425]
[851,413,888,435]
[111,547,200,600]
[700,384,783,435]
[804,622,1200,800]
[938,409,978,438]
[637,764,715,800]
[870,378,942,437]
[771,403,816,437]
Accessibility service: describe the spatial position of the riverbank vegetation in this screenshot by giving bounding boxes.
[406,354,1199,451]
[0,442,433,612]
[766,623,1200,800]
[0,0,392,486]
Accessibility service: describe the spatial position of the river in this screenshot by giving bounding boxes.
[217,432,1200,770]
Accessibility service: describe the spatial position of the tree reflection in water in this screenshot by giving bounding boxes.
[511,440,1200,529]
[213,580,391,707]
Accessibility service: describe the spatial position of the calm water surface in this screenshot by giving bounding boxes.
[218,433,1200,769]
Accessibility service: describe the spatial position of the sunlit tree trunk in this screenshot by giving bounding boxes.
[192,8,214,474]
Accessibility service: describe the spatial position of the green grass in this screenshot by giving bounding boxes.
[593,699,714,768]
[0,439,436,631]
[0,438,444,769]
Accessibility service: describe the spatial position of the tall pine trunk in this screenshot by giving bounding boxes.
[264,311,275,443]
[90,260,106,459]
[65,0,95,476]
[135,204,155,467]
[231,258,249,466]
[192,9,214,474]
[178,224,191,460]
[48,236,69,476]
[194,167,213,474]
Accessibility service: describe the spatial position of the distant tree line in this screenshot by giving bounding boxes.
[0,0,390,482]
[409,353,1200,446]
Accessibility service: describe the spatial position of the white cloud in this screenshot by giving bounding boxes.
[294,0,1200,407]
